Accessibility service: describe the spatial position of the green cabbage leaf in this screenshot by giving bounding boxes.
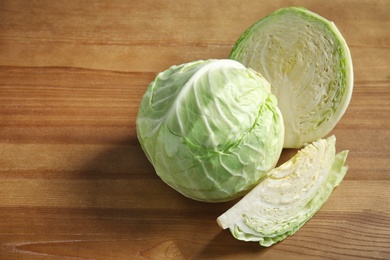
[137,59,284,202]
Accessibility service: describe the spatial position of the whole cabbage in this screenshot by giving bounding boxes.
[136,59,284,202]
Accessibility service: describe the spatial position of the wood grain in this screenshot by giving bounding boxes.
[1,0,389,259]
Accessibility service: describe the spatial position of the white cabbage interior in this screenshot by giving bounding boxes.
[217,136,343,245]
[231,8,353,148]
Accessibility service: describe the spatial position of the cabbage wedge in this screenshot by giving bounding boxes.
[217,135,348,246]
[229,7,353,148]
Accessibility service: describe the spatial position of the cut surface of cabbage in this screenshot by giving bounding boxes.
[229,7,353,148]
[217,135,348,246]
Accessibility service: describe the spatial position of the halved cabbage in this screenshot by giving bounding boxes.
[137,59,284,202]
[229,7,353,148]
[217,135,348,246]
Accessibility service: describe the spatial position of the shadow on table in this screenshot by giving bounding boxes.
[194,230,270,259]
[70,137,279,257]
[74,136,169,200]
[72,136,218,230]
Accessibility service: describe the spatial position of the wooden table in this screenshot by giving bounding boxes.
[1,0,389,259]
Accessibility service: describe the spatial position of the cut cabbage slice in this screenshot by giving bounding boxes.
[229,7,353,148]
[217,135,348,246]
